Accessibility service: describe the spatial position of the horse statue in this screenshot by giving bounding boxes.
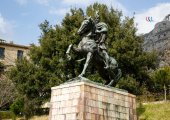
[66,16,121,87]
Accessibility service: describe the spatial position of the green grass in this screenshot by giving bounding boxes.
[137,102,170,120]
[0,111,16,120]
[16,115,48,120]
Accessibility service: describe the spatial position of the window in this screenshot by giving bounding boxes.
[17,50,23,59]
[0,47,5,59]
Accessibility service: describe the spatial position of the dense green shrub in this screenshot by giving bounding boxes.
[10,98,24,116]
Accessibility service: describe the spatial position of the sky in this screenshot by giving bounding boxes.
[0,0,170,45]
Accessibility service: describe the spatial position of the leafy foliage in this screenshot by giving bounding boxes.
[8,58,51,118]
[10,98,24,115]
[150,66,170,97]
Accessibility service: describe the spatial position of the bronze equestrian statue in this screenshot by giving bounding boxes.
[66,12,121,87]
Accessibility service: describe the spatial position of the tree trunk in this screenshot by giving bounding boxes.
[164,84,167,101]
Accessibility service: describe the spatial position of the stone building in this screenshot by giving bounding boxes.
[0,39,29,68]
[143,14,170,52]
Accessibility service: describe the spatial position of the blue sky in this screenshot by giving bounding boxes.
[0,0,170,45]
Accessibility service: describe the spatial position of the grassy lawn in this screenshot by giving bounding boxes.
[30,115,48,120]
[137,102,170,120]
[16,115,48,120]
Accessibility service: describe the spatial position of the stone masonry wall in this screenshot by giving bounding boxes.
[0,43,29,66]
[49,79,136,120]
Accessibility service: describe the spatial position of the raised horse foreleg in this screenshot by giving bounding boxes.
[66,44,83,60]
[66,44,73,60]
[79,52,93,77]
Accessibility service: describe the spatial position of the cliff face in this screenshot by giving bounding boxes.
[143,14,170,66]
[143,14,170,52]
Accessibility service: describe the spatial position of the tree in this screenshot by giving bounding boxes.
[0,62,15,110]
[150,66,170,101]
[111,18,157,94]
[0,75,15,110]
[8,58,52,119]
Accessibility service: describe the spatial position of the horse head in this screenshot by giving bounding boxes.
[77,16,94,35]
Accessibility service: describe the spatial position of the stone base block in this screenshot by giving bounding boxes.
[49,77,136,120]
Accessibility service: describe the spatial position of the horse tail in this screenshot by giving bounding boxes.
[107,68,122,87]
[116,68,122,81]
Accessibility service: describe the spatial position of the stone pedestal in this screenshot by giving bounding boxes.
[49,77,136,120]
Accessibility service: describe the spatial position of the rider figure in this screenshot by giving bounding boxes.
[94,11,110,69]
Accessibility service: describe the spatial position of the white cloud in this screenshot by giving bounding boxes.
[135,3,170,34]
[49,8,70,16]
[62,0,128,15]
[0,14,13,40]
[15,0,27,5]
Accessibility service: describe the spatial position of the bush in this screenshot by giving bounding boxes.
[10,98,24,116]
[0,111,16,120]
[117,75,141,95]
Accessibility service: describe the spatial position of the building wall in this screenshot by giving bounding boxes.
[0,43,29,67]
